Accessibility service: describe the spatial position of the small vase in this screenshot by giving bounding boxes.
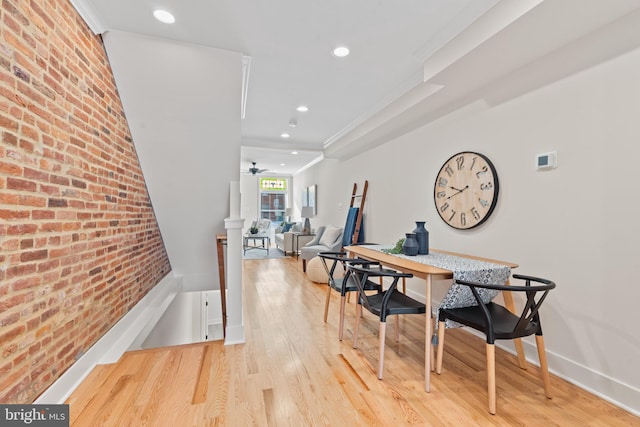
[413,221,429,255]
[402,233,419,256]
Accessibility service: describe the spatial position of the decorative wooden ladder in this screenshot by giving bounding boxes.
[349,180,368,244]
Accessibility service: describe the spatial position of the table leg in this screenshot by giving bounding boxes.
[502,278,527,369]
[425,274,432,392]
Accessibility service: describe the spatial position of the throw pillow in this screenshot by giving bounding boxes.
[282,222,294,232]
[319,225,342,247]
[291,223,302,233]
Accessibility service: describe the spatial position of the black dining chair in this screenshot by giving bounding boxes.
[318,252,382,340]
[435,274,556,415]
[349,264,426,380]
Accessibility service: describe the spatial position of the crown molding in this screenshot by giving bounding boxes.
[421,0,543,83]
[241,56,251,119]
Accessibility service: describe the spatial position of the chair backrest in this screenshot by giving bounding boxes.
[318,252,381,290]
[257,218,270,232]
[318,252,350,287]
[455,274,555,339]
[348,264,413,319]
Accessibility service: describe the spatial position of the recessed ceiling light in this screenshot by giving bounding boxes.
[332,46,350,57]
[153,9,175,24]
[291,151,298,155]
[296,105,309,112]
[280,163,286,166]
[280,133,290,138]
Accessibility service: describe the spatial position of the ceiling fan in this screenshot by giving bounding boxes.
[244,162,268,175]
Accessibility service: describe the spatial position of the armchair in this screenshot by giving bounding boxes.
[300,226,343,271]
[257,218,270,233]
[274,222,312,255]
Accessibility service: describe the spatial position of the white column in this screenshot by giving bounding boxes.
[224,181,245,344]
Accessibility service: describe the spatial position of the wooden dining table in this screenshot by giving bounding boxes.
[344,245,520,392]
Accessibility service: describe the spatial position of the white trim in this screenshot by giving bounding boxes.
[35,273,183,404]
[421,0,543,82]
[485,335,640,417]
[410,291,639,416]
[322,81,444,160]
[322,69,424,150]
[224,324,246,345]
[451,320,640,416]
[527,343,640,417]
[294,153,324,175]
[241,56,251,119]
[224,215,245,344]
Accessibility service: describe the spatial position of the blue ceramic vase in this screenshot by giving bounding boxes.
[402,233,419,256]
[413,221,429,255]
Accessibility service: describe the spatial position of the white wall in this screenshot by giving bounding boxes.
[141,291,202,348]
[292,158,353,233]
[296,46,640,414]
[103,31,242,292]
[240,173,259,231]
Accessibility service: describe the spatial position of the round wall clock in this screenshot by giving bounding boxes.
[434,151,499,230]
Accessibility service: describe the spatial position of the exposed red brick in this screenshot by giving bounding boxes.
[18,195,46,207]
[32,210,55,219]
[0,293,28,311]
[1,312,21,327]
[0,114,19,132]
[40,306,60,323]
[0,193,19,205]
[0,325,26,343]
[47,198,67,207]
[23,167,49,181]
[20,239,34,249]
[0,209,30,220]
[2,131,18,146]
[0,160,22,175]
[20,249,47,262]
[12,276,41,291]
[1,0,170,404]
[7,177,37,192]
[7,224,38,235]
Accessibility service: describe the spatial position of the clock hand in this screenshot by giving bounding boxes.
[447,185,469,199]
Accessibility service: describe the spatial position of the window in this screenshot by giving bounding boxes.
[259,178,287,223]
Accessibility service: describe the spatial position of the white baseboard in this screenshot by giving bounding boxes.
[516,339,640,417]
[224,324,245,345]
[408,290,639,416]
[35,273,183,404]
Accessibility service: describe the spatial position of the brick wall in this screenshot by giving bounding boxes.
[0,0,172,403]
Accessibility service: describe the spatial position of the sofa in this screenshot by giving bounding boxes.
[300,225,344,271]
[274,222,315,255]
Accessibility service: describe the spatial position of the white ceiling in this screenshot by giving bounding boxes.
[70,0,499,174]
[70,0,640,175]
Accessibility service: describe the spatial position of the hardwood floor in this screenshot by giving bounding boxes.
[67,257,639,426]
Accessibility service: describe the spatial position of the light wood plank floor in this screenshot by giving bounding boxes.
[67,257,640,426]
